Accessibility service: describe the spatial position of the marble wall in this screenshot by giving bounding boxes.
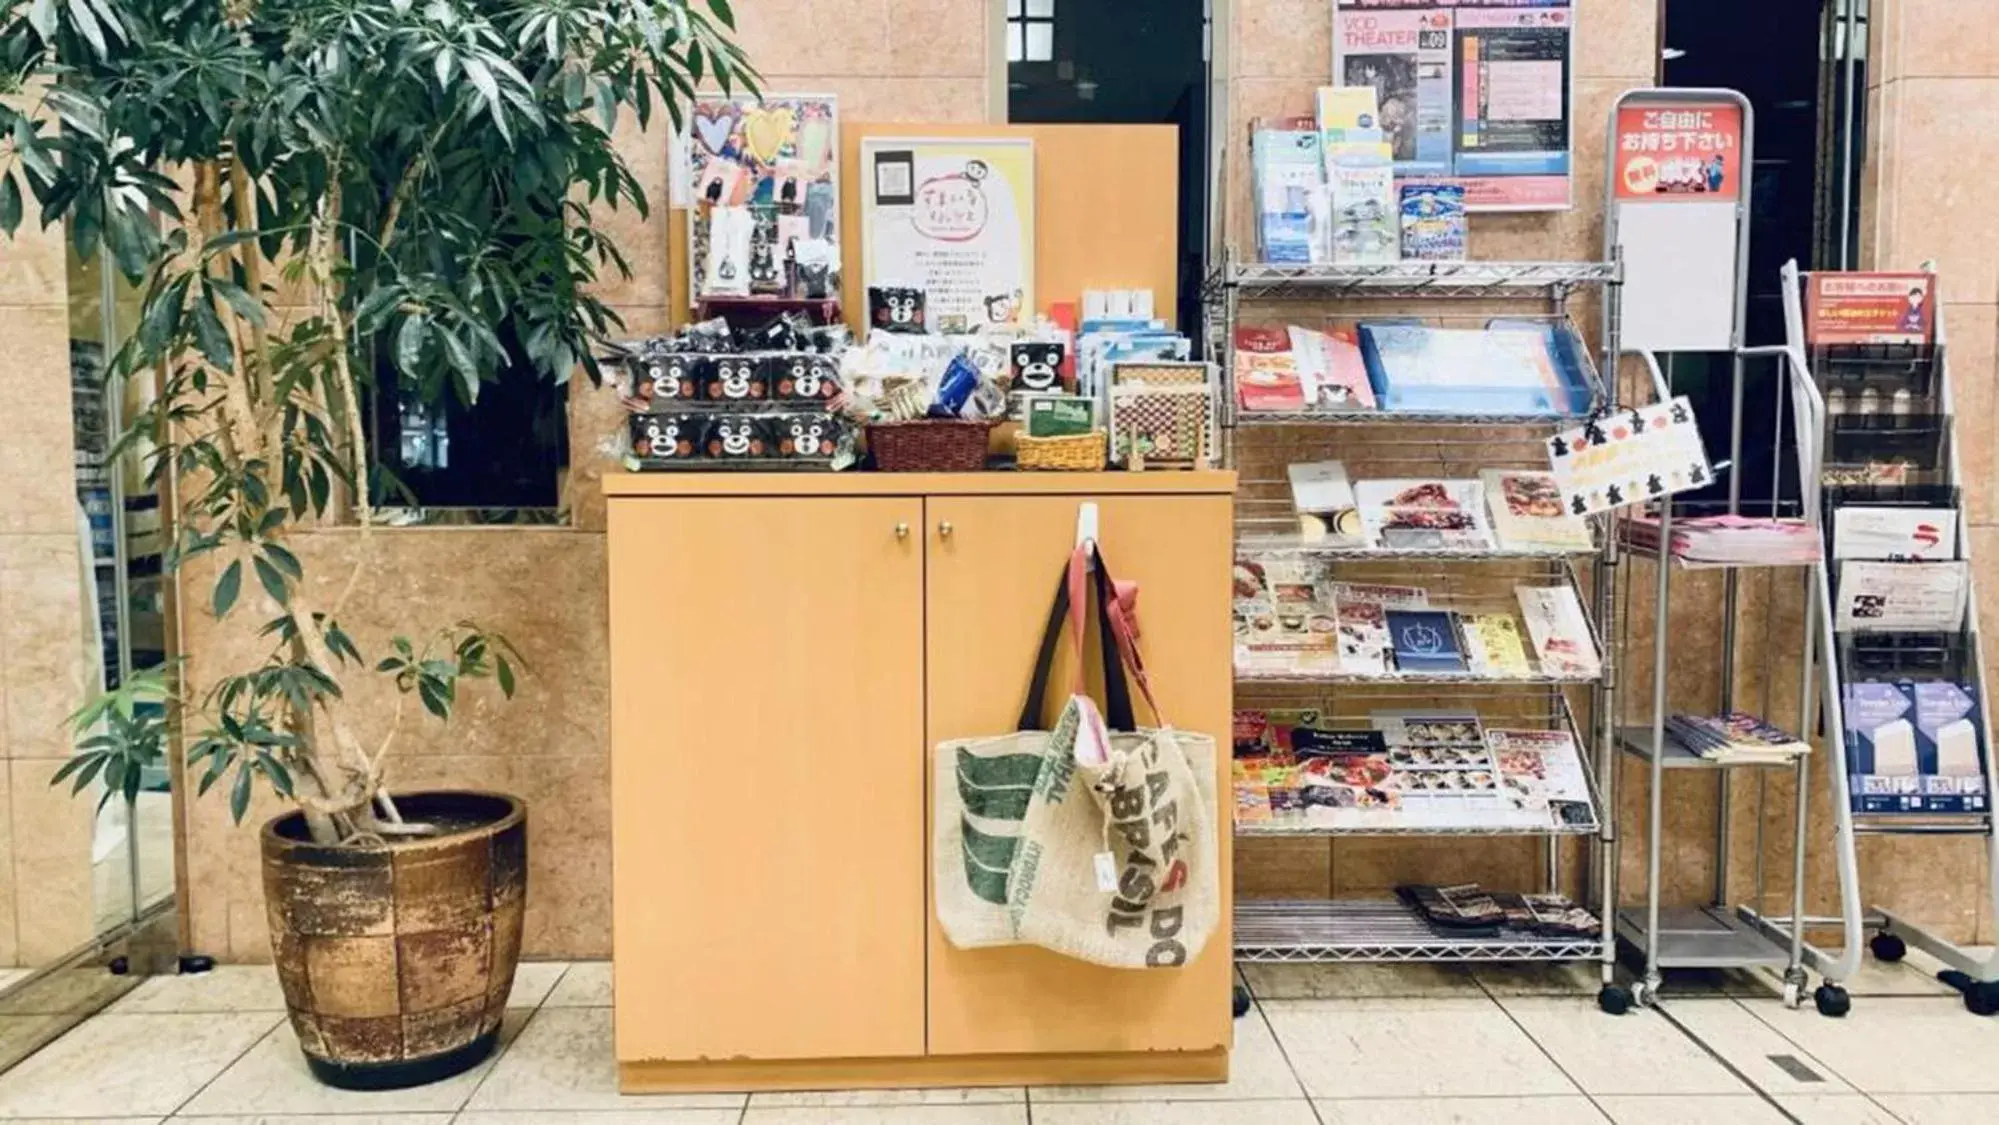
[0,140,96,966]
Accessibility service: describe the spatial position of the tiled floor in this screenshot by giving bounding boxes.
[0,957,1996,1123]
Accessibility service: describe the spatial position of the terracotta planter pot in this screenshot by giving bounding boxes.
[261,790,527,1090]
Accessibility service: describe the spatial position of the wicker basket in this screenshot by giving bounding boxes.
[867,419,996,472]
[1017,430,1107,471]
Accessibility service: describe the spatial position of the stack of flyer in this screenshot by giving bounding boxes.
[1621,514,1822,567]
[1664,712,1812,765]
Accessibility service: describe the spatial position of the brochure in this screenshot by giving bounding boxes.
[1834,560,1968,633]
[1329,156,1399,265]
[1288,461,1364,547]
[1386,609,1467,674]
[1399,182,1467,261]
[1844,679,1990,814]
[1832,506,1959,562]
[1331,582,1429,675]
[1516,584,1601,678]
[1486,728,1596,828]
[1252,122,1325,264]
[1460,613,1534,677]
[1481,469,1593,551]
[1665,713,1811,765]
[1355,478,1495,551]
[1233,324,1305,411]
[1289,325,1377,410]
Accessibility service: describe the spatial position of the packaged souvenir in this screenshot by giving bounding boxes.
[629,413,700,463]
[703,415,770,460]
[767,353,841,402]
[706,354,766,402]
[773,413,842,460]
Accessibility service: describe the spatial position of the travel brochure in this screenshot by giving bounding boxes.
[1233,558,1599,681]
[1232,709,1597,832]
[1265,463,1592,554]
[1844,680,1989,815]
[1231,319,1589,417]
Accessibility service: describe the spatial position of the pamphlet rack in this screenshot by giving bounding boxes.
[1768,262,1999,1016]
[1208,253,1632,1014]
[1606,319,1860,1015]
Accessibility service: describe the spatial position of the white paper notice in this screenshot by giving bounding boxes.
[1835,561,1969,633]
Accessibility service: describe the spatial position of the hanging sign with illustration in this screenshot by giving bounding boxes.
[860,137,1036,331]
[1544,397,1712,516]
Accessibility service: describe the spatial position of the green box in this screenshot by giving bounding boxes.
[1024,395,1097,438]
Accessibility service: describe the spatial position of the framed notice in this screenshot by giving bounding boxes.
[860,137,1036,331]
[1806,271,1937,346]
[1332,0,1575,212]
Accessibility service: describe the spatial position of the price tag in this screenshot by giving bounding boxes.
[1093,852,1120,893]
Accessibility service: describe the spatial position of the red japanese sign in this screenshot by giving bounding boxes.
[1613,102,1744,203]
[1806,272,1937,346]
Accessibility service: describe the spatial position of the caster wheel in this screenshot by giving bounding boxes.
[1870,932,1908,963]
[1597,985,1634,1015]
[178,955,216,974]
[1814,984,1851,1018]
[1964,981,1999,1017]
[1232,985,1252,1019]
[107,956,129,976]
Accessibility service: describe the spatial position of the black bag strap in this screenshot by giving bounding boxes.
[1015,547,1137,733]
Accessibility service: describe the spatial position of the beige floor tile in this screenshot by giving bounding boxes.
[0,1012,279,1118]
[542,962,611,1007]
[0,971,28,993]
[1737,950,1956,999]
[1033,1101,1318,1125]
[1241,962,1482,1000]
[178,1010,526,1116]
[753,1086,1023,1107]
[1262,997,1577,1099]
[1501,996,1751,1096]
[1471,962,1608,997]
[462,1007,742,1112]
[1595,1095,1790,1124]
[504,961,572,1009]
[740,1108,1027,1125]
[457,1112,742,1125]
[4,1118,159,1124]
[1315,1096,1610,1124]
[1660,999,1853,1094]
[168,1116,454,1124]
[1875,1094,1999,1124]
[1774,1096,1908,1124]
[1032,1006,1301,1102]
[110,966,287,1013]
[1743,996,1999,1093]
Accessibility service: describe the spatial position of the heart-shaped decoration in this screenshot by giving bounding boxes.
[742,105,795,166]
[692,105,737,156]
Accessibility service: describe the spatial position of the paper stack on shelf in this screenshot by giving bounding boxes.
[1621,514,1822,567]
[1664,712,1812,765]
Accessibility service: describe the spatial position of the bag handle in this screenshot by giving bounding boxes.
[1016,544,1137,732]
[1087,546,1166,726]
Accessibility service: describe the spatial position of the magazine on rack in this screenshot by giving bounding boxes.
[1355,478,1495,551]
[1331,582,1429,674]
[1385,609,1467,673]
[1481,469,1593,551]
[1664,712,1810,765]
[1515,584,1601,677]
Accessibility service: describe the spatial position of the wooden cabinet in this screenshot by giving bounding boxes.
[606,473,1233,1093]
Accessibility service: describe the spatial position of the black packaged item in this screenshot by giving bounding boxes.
[704,415,770,460]
[638,350,704,402]
[870,285,926,334]
[706,354,766,401]
[1009,341,1067,393]
[774,414,842,460]
[1396,883,1504,931]
[630,413,700,463]
[769,353,841,402]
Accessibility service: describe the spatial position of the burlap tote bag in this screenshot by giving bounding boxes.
[935,542,1219,969]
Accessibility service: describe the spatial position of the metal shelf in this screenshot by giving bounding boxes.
[1233,406,1593,428]
[1614,906,1794,970]
[1237,533,1594,562]
[1238,666,1601,687]
[1237,817,1599,840]
[1223,260,1621,301]
[1616,726,1807,770]
[1236,899,1604,963]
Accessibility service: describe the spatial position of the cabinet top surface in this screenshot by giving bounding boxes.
[603,471,1238,498]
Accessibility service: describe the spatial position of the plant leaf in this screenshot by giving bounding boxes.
[252,555,289,605]
[229,762,253,823]
[496,654,515,698]
[0,174,20,238]
[213,560,243,618]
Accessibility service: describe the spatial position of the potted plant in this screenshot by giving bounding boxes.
[1,0,753,1089]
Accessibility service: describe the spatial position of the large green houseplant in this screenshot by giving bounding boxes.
[2,0,753,1087]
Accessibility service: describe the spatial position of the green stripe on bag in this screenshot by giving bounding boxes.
[961,821,1017,905]
[955,751,1041,820]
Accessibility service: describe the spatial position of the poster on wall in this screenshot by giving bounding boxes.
[1806,272,1937,346]
[1332,0,1574,211]
[683,94,840,307]
[860,137,1036,331]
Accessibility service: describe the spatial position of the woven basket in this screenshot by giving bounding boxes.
[867,419,995,472]
[1017,430,1107,471]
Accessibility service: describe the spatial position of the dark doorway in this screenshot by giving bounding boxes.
[1005,0,1210,336]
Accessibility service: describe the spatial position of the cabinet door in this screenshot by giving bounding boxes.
[925,494,1234,1057]
[609,496,926,1063]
